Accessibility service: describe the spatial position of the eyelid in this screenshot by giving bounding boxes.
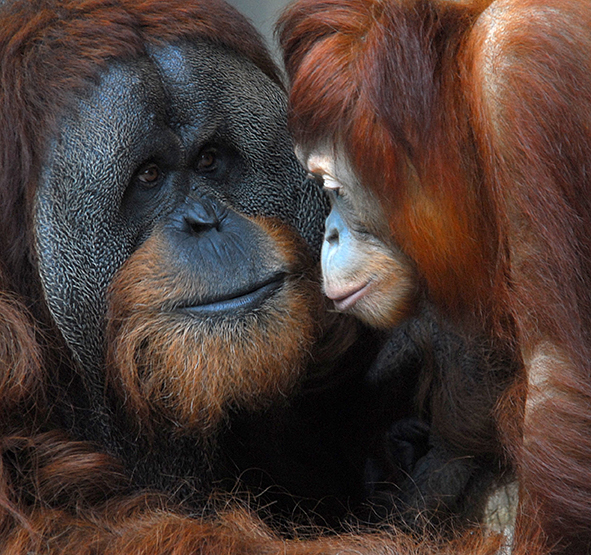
[322,177,343,199]
[323,185,343,205]
[306,172,325,186]
[135,162,162,186]
[315,172,337,188]
[197,147,219,170]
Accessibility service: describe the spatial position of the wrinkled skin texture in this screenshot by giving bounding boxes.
[25,5,504,537]
[0,1,527,553]
[32,39,378,517]
[36,41,320,379]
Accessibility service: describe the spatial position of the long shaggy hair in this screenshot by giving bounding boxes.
[279,0,499,323]
[0,0,553,552]
[106,218,326,432]
[279,0,591,552]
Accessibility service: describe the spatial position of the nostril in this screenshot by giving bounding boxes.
[325,227,339,245]
[185,217,218,235]
[183,201,221,234]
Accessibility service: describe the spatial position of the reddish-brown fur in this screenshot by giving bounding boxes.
[106,218,324,433]
[0,435,511,554]
[0,0,502,552]
[280,0,591,552]
[280,0,499,322]
[0,0,549,553]
[0,0,332,551]
[466,1,591,550]
[0,0,284,423]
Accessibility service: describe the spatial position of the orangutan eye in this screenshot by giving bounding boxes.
[307,172,325,188]
[197,148,218,171]
[324,187,344,205]
[322,179,345,201]
[136,163,161,187]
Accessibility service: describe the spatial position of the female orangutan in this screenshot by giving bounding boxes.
[279,0,591,553]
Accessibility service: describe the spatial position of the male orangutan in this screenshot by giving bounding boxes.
[0,0,537,553]
[279,0,591,553]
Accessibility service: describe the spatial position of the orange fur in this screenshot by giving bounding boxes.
[280,0,591,552]
[106,218,325,433]
[0,433,520,555]
[0,433,521,555]
[464,2,591,550]
[281,0,498,320]
[0,0,553,552]
[0,292,44,415]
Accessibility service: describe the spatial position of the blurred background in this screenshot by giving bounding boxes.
[226,0,292,60]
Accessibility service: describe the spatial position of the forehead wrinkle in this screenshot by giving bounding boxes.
[147,43,216,129]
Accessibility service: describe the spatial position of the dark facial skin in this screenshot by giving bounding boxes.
[35,40,326,374]
[32,41,348,509]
